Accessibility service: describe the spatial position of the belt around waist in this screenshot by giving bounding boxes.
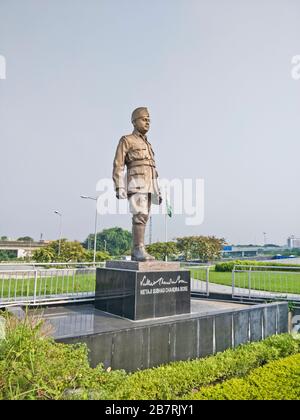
[127,160,156,169]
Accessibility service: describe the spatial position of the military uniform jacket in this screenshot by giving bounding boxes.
[113,130,160,200]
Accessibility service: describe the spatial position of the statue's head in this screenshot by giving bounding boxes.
[131,107,150,135]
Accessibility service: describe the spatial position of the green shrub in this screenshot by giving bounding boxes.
[215,260,300,272]
[1,314,299,400]
[0,315,126,400]
[189,353,300,400]
[112,334,300,400]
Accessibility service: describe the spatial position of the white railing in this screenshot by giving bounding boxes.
[0,261,212,307]
[232,264,300,301]
[183,264,210,296]
[0,262,104,307]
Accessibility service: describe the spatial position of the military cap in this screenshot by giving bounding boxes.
[131,107,150,123]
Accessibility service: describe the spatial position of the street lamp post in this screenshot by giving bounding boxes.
[81,195,98,264]
[54,211,63,256]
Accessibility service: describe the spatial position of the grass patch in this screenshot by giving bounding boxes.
[0,272,96,300]
[191,268,300,295]
[2,265,300,302]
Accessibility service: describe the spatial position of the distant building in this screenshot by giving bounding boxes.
[287,236,300,249]
[0,240,48,258]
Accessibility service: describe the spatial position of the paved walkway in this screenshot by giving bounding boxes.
[191,278,300,301]
[34,299,250,339]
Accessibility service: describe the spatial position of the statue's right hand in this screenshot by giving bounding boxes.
[116,188,127,199]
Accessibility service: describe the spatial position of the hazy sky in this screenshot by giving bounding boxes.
[0,0,299,245]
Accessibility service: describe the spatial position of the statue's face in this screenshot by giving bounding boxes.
[134,116,150,135]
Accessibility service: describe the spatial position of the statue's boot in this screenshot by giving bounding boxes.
[131,224,155,262]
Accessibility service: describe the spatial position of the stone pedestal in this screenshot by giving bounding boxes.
[106,260,181,271]
[95,261,191,321]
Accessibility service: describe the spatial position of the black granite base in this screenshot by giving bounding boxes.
[95,268,191,320]
[45,301,289,372]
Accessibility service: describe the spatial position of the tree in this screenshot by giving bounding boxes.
[32,247,55,263]
[17,237,34,242]
[177,236,225,262]
[33,240,87,263]
[193,236,225,262]
[83,227,132,257]
[0,250,17,261]
[264,244,280,248]
[176,237,195,260]
[84,250,111,262]
[0,236,8,241]
[146,242,179,261]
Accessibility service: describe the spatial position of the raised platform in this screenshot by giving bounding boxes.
[38,300,289,372]
[106,260,181,271]
[95,266,191,320]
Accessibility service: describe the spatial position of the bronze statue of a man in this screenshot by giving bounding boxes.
[113,107,162,261]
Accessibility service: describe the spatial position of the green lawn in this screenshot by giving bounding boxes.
[191,268,300,295]
[2,266,300,302]
[0,272,96,301]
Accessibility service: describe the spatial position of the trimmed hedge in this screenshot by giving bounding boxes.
[1,315,299,400]
[111,334,300,400]
[215,260,300,272]
[188,353,300,400]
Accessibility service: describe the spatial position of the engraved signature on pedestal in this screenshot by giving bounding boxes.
[140,276,188,288]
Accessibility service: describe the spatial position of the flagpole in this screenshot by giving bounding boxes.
[165,188,168,243]
[165,212,167,243]
[165,189,168,262]
[164,211,168,261]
